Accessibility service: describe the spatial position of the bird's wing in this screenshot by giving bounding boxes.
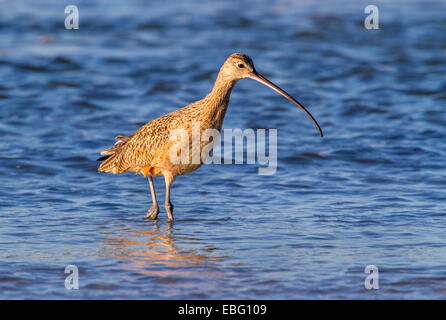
[99,114,179,173]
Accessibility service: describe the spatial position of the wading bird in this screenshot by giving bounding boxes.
[98,53,323,221]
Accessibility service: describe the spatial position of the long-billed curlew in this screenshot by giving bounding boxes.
[98,53,323,221]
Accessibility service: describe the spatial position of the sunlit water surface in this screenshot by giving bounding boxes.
[0,0,445,299]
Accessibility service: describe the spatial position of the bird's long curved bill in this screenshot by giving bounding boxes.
[249,72,323,137]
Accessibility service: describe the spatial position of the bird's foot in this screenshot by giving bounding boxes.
[145,204,159,220]
[165,202,174,221]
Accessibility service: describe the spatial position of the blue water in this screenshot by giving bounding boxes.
[1,0,445,299]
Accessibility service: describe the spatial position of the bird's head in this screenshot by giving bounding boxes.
[219,53,323,137]
[221,53,257,80]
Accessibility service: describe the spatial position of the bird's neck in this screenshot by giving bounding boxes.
[201,73,238,130]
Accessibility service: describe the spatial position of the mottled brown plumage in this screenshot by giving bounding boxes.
[98,53,323,221]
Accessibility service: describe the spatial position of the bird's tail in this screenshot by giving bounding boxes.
[97,155,110,162]
[97,135,130,174]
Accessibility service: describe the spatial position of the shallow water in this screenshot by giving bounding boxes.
[0,0,445,299]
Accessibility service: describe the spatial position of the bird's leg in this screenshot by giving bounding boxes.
[145,176,159,220]
[163,173,175,221]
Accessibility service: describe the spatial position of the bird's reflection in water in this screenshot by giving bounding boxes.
[100,221,222,277]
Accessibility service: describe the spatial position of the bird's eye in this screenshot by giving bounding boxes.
[237,63,245,68]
